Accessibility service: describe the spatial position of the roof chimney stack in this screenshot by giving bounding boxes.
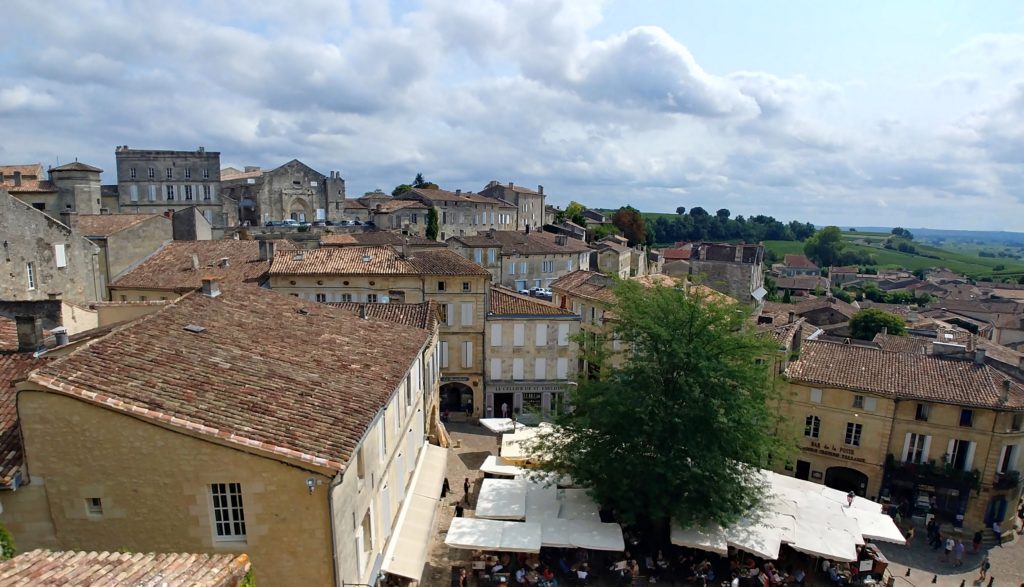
[1002,379,1011,403]
[538,185,544,195]
[359,304,367,319]
[788,311,796,325]
[15,316,43,352]
[190,254,200,271]
[402,238,411,260]
[975,348,987,365]
[201,278,221,298]
[258,240,276,262]
[882,326,888,335]
[52,326,69,347]
[13,171,21,187]
[508,182,513,189]
[455,189,461,196]
[218,257,230,268]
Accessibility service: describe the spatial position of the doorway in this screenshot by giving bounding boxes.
[795,460,811,481]
[494,393,514,419]
[824,466,869,496]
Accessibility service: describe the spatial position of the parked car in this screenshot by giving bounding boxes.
[352,220,363,225]
[264,221,280,227]
[280,219,299,227]
[340,220,352,226]
[518,289,532,296]
[530,287,553,298]
[312,220,327,227]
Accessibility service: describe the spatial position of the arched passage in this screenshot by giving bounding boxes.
[440,382,473,413]
[287,197,313,222]
[824,466,869,497]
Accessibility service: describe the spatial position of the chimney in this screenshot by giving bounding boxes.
[359,304,367,319]
[882,326,888,335]
[13,171,22,187]
[508,182,513,189]
[244,166,260,173]
[201,278,221,298]
[455,189,461,196]
[52,326,69,347]
[15,316,43,352]
[1002,379,1011,403]
[975,348,987,365]
[488,228,496,239]
[218,257,230,268]
[538,185,544,195]
[190,254,200,271]
[258,240,275,262]
[402,238,411,260]
[788,311,795,324]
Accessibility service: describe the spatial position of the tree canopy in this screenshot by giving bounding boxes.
[562,201,587,226]
[675,206,686,215]
[531,280,789,528]
[611,206,647,247]
[393,173,437,196]
[803,226,845,267]
[426,207,439,240]
[649,213,815,245]
[849,308,907,340]
[890,227,914,240]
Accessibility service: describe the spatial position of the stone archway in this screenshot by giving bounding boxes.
[824,466,869,497]
[287,197,313,222]
[440,382,473,413]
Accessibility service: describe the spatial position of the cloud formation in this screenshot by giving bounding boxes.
[1,0,1023,230]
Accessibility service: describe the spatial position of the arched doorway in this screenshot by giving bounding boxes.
[288,197,313,222]
[239,197,258,226]
[440,382,474,414]
[984,495,1008,526]
[824,466,869,497]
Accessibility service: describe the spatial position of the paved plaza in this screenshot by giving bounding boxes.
[423,423,1024,587]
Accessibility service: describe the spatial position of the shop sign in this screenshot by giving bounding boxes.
[803,441,867,464]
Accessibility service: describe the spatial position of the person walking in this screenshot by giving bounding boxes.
[953,540,965,567]
[905,526,915,546]
[464,476,471,498]
[973,530,983,553]
[979,554,991,580]
[441,477,451,498]
[993,520,1003,547]
[455,501,465,518]
[942,536,954,562]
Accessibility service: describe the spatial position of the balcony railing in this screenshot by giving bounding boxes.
[994,471,1021,490]
[884,454,981,492]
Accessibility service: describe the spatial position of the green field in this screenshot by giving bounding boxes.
[765,231,1024,279]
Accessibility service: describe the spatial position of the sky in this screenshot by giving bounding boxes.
[2,0,1024,231]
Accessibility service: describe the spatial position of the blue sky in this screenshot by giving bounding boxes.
[2,0,1023,230]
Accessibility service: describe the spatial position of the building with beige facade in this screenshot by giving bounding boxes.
[478,181,546,231]
[1,162,106,215]
[592,235,634,278]
[71,213,173,298]
[220,160,346,225]
[484,287,580,421]
[447,229,593,290]
[395,187,516,240]
[780,339,1024,533]
[115,146,229,227]
[2,285,448,586]
[267,245,491,418]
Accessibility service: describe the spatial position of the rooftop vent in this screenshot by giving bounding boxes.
[183,324,206,333]
[362,254,372,263]
[190,254,200,271]
[292,252,304,262]
[52,326,69,347]
[218,257,230,268]
[200,278,220,298]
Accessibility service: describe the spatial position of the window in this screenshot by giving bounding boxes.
[844,422,862,447]
[1012,413,1022,432]
[31,202,45,211]
[515,279,527,291]
[54,244,66,268]
[315,293,327,303]
[445,303,454,327]
[509,262,516,275]
[902,432,930,464]
[947,439,975,471]
[85,497,103,515]
[203,168,210,179]
[519,261,527,274]
[863,397,877,412]
[184,185,193,200]
[129,167,137,178]
[488,248,497,263]
[915,403,930,422]
[166,185,175,200]
[998,444,1018,474]
[512,358,524,380]
[148,185,157,201]
[490,358,502,380]
[474,249,483,264]
[210,483,246,541]
[357,511,373,571]
[166,168,173,179]
[148,167,155,178]
[566,259,573,272]
[557,324,570,346]
[491,323,502,346]
[129,184,139,202]
[411,213,418,224]
[462,341,473,368]
[542,260,554,273]
[959,409,974,427]
[460,302,473,326]
[379,420,387,462]
[340,293,352,302]
[804,415,820,438]
[852,395,864,409]
[437,281,446,292]
[440,341,449,368]
[809,388,823,403]
[462,281,471,292]
[556,357,569,379]
[534,358,546,379]
[203,185,211,200]
[26,262,35,290]
[185,168,192,179]
[535,324,548,346]
[513,323,525,346]
[367,294,378,303]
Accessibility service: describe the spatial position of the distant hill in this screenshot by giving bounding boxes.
[847,227,1024,245]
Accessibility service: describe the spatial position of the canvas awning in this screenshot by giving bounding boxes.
[381,444,448,581]
[570,520,625,551]
[558,489,601,522]
[444,518,543,553]
[481,455,526,478]
[480,418,525,434]
[526,482,560,522]
[475,478,528,520]
[670,524,728,556]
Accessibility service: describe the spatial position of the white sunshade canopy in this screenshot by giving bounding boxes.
[481,455,526,478]
[480,418,526,434]
[670,524,729,557]
[559,489,601,522]
[475,478,528,520]
[571,520,626,551]
[381,444,448,581]
[445,518,543,553]
[526,482,560,522]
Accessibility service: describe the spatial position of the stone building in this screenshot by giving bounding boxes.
[220,160,346,225]
[779,339,1024,533]
[781,254,820,277]
[447,229,593,290]
[1,162,105,215]
[0,192,101,305]
[3,285,447,586]
[592,236,633,278]
[71,214,173,298]
[367,199,430,235]
[478,181,546,231]
[267,245,491,418]
[395,188,516,240]
[114,146,227,227]
[484,286,580,420]
[666,242,766,306]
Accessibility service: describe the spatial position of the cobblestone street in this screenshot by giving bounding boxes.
[422,423,1024,587]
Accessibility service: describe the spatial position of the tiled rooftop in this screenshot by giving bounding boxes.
[110,240,292,292]
[489,287,577,317]
[50,161,102,172]
[320,232,443,248]
[786,340,1024,411]
[30,287,431,471]
[0,550,250,586]
[73,213,165,237]
[550,270,616,304]
[402,187,503,205]
[0,163,54,193]
[783,254,818,269]
[328,301,439,330]
[269,246,490,277]
[450,230,592,255]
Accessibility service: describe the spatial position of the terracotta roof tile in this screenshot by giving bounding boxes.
[784,254,818,269]
[30,287,431,471]
[270,246,490,277]
[370,199,428,212]
[327,301,439,330]
[320,232,443,248]
[550,270,616,304]
[0,353,46,488]
[489,286,577,316]
[73,213,165,237]
[50,161,102,172]
[110,240,293,292]
[786,340,1024,411]
[450,230,592,255]
[776,276,829,290]
[402,187,501,204]
[0,550,250,586]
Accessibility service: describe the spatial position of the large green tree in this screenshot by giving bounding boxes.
[531,280,789,528]
[611,206,646,246]
[803,226,845,267]
[563,201,587,226]
[849,308,907,340]
[426,207,439,240]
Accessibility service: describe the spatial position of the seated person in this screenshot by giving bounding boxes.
[516,567,528,585]
[492,562,506,574]
[576,564,590,583]
[828,565,845,585]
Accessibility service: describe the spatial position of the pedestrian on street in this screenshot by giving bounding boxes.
[905,526,915,546]
[973,530,983,553]
[441,477,450,498]
[993,521,1003,547]
[464,476,471,498]
[979,554,990,580]
[942,537,954,562]
[953,540,965,567]
[455,501,465,518]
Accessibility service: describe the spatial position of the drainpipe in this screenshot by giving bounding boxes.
[327,471,343,587]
